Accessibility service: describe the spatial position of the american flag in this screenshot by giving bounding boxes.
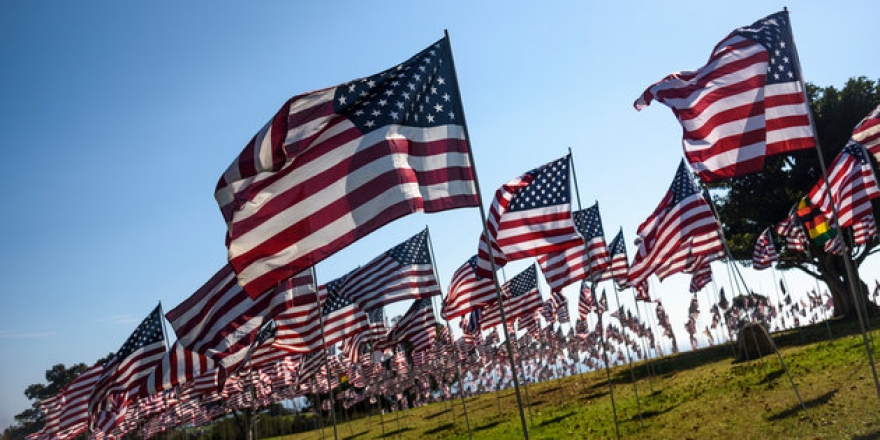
[53,364,104,439]
[856,104,880,161]
[144,341,216,396]
[688,257,713,293]
[538,202,611,291]
[461,308,483,346]
[775,205,807,252]
[476,155,583,278]
[628,160,725,286]
[752,227,779,270]
[853,214,878,246]
[549,290,570,324]
[635,11,814,181]
[274,275,370,353]
[479,264,541,329]
[215,37,479,299]
[808,142,880,228]
[577,280,596,320]
[380,297,438,353]
[337,228,441,311]
[442,254,496,320]
[165,265,314,368]
[89,305,167,413]
[607,228,631,289]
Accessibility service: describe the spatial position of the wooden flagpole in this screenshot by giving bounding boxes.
[784,7,880,399]
[568,148,621,439]
[444,29,530,439]
[426,227,474,439]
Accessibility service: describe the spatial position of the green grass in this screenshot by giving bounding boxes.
[268,318,880,439]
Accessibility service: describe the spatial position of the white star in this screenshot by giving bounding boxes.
[338,95,347,105]
[426,114,435,123]
[365,120,375,128]
[367,80,376,88]
[442,93,451,102]
[437,77,446,85]
[434,104,443,113]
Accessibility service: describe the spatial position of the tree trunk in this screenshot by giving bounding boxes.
[817,252,876,319]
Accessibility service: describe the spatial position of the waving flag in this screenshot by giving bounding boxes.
[337,228,441,311]
[538,202,611,291]
[216,37,479,298]
[144,341,216,396]
[629,160,725,285]
[577,281,596,320]
[853,214,878,246]
[856,104,880,161]
[808,142,880,228]
[166,266,313,368]
[775,205,807,252]
[607,228,631,289]
[380,297,438,352]
[752,227,778,270]
[89,305,167,412]
[54,364,104,439]
[442,255,497,320]
[634,11,814,181]
[476,155,583,278]
[796,196,838,248]
[480,265,541,329]
[688,257,713,293]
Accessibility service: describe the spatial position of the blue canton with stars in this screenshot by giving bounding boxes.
[733,11,799,85]
[111,305,164,364]
[333,38,462,133]
[386,228,431,265]
[669,160,699,207]
[573,203,605,241]
[323,290,356,315]
[608,229,627,257]
[504,265,538,297]
[368,307,384,324]
[844,140,870,164]
[508,155,571,212]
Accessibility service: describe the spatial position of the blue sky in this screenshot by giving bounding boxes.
[1,1,878,429]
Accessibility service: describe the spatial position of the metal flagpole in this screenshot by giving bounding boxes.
[312,269,340,440]
[628,288,655,394]
[568,147,621,439]
[610,282,644,428]
[425,227,474,439]
[445,28,530,439]
[784,7,880,399]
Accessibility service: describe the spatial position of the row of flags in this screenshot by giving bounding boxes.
[30,9,880,439]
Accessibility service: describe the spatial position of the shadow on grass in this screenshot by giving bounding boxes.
[473,420,502,432]
[631,402,681,421]
[538,386,562,395]
[423,408,450,420]
[424,423,455,435]
[852,428,880,440]
[767,389,838,421]
[537,411,575,427]
[342,431,369,440]
[760,369,785,385]
[577,390,609,402]
[382,427,413,437]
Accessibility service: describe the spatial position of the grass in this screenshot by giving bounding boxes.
[267,317,880,439]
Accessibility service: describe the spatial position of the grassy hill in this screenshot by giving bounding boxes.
[267,317,880,439]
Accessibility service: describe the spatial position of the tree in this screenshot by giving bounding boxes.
[712,76,880,319]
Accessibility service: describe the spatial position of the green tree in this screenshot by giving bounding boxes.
[712,76,880,318]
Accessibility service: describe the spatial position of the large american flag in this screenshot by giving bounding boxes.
[607,228,631,289]
[165,265,314,368]
[752,227,779,270]
[273,275,370,353]
[380,297,438,353]
[628,160,726,285]
[808,142,880,228]
[442,255,497,320]
[337,228,441,311]
[475,155,583,278]
[538,202,611,291]
[479,264,541,330]
[89,305,167,413]
[215,37,479,299]
[635,11,814,181]
[856,104,880,161]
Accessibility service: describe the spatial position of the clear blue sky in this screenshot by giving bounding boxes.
[1,1,878,429]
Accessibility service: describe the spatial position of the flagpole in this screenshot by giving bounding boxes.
[784,7,880,399]
[425,227,474,439]
[312,270,340,440]
[445,28,530,439]
[568,147,621,438]
[610,282,644,428]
